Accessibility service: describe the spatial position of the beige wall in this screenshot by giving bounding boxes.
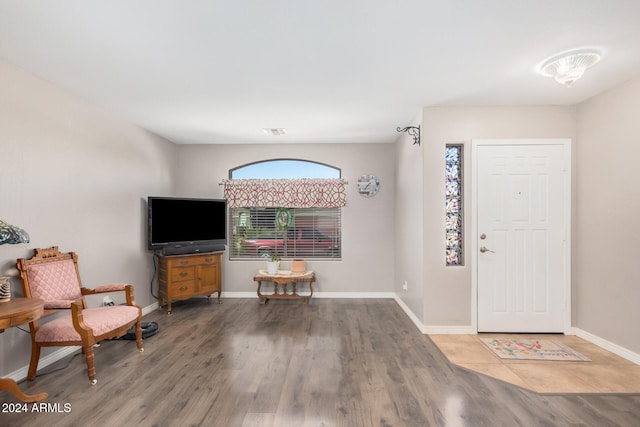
[0,61,175,376]
[394,119,424,320]
[417,106,577,327]
[173,143,396,294]
[575,75,640,355]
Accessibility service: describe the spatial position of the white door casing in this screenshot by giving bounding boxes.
[472,139,571,333]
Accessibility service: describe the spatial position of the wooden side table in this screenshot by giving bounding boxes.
[0,298,48,402]
[253,270,315,304]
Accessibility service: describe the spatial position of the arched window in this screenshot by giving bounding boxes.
[227,159,343,260]
[230,159,340,179]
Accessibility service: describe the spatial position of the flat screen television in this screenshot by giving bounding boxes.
[147,196,227,255]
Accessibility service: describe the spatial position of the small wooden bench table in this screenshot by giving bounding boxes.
[253,270,315,304]
[0,298,48,402]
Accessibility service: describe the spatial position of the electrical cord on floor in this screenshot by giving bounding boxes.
[33,351,83,379]
[150,253,158,300]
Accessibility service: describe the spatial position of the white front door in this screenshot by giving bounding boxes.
[474,139,570,333]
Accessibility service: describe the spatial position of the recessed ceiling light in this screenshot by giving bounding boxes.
[262,128,287,136]
[538,48,601,87]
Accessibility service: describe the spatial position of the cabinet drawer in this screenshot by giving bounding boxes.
[10,308,43,327]
[171,267,195,282]
[169,255,217,268]
[200,255,218,265]
[170,281,196,297]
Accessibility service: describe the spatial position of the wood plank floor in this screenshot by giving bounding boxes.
[2,298,639,426]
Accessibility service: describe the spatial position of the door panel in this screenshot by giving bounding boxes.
[476,140,569,332]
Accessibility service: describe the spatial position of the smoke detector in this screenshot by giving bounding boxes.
[262,128,287,136]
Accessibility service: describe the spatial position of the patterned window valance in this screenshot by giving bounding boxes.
[220,179,348,208]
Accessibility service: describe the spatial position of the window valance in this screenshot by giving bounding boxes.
[220,178,347,208]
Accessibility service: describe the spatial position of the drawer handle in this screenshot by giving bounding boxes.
[179,272,188,277]
[205,258,213,262]
[180,286,188,291]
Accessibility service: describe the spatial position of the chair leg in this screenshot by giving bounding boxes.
[83,345,97,385]
[27,343,41,381]
[135,319,144,352]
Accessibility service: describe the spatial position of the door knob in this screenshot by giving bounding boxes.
[479,246,495,253]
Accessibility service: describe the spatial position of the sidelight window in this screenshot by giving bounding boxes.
[446,144,464,266]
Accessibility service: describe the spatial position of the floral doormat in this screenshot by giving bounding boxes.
[480,338,591,361]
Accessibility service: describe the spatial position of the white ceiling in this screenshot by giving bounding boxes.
[2,1,640,144]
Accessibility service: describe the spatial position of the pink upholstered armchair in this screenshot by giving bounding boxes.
[16,246,144,385]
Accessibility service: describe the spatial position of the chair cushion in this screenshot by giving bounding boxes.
[35,306,140,343]
[26,259,82,302]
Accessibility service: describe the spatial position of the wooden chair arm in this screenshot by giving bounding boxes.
[70,300,95,346]
[81,283,128,295]
[81,285,138,307]
[123,285,138,307]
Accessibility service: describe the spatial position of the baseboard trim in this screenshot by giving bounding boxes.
[423,326,477,334]
[393,295,427,333]
[221,291,397,299]
[392,294,476,335]
[142,302,158,316]
[5,346,81,383]
[221,292,260,298]
[573,327,640,365]
[313,292,396,299]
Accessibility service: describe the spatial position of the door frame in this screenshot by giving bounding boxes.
[471,138,572,334]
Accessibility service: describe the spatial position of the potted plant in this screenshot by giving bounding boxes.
[262,252,281,274]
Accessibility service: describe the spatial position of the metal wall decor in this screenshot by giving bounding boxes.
[396,125,421,145]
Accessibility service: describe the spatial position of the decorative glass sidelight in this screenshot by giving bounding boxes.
[445,144,463,265]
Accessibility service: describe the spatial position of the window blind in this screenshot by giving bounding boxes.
[229,207,341,260]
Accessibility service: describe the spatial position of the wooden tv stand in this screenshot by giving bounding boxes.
[157,251,223,314]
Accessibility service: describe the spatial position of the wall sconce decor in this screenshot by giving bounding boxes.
[396,125,421,145]
[0,219,30,245]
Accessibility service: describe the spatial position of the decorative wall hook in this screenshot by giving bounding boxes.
[396,125,421,145]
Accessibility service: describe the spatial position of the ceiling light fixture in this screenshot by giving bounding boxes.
[539,48,601,87]
[262,128,287,136]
